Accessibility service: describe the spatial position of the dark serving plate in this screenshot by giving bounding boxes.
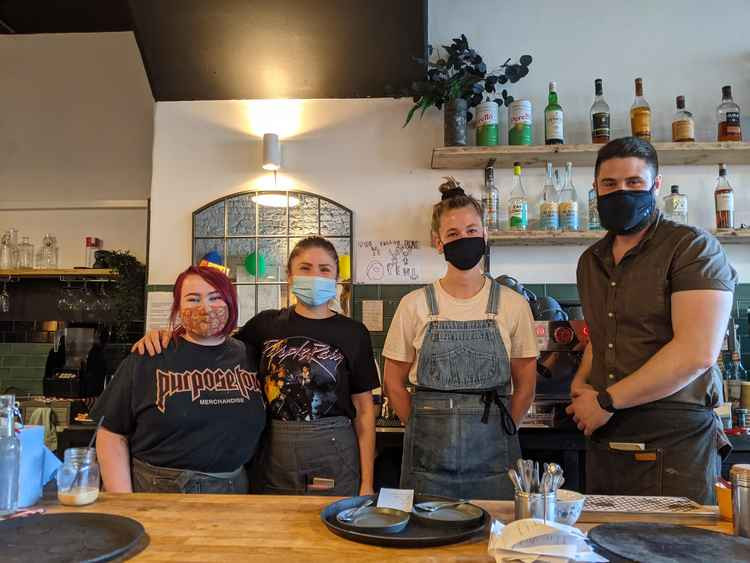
[321,494,490,548]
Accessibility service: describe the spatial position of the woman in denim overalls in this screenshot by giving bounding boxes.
[383,181,538,500]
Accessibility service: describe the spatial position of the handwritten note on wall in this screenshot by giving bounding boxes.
[355,240,445,284]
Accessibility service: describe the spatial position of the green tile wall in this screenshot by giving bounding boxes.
[352,283,750,371]
[0,343,51,395]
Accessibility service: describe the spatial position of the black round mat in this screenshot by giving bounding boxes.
[589,522,750,563]
[1,513,146,563]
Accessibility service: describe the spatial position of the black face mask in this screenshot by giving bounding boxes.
[442,236,486,271]
[597,186,656,235]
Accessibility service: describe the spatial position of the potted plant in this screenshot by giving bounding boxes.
[402,34,532,146]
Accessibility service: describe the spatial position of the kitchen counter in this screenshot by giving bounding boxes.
[42,493,731,562]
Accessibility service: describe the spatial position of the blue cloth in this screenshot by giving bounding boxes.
[18,425,61,508]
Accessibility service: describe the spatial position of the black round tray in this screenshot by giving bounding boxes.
[321,494,490,548]
[0,512,147,562]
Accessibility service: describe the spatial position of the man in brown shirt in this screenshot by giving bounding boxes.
[567,137,737,504]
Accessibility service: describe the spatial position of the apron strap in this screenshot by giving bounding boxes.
[480,390,517,435]
[485,276,501,316]
[423,284,439,316]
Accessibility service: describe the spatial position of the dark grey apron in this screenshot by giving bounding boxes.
[400,277,520,500]
[586,402,726,504]
[131,457,248,494]
[251,416,360,496]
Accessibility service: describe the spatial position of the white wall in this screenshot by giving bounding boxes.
[148,0,750,285]
[0,32,153,265]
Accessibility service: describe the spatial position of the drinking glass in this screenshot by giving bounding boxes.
[0,283,8,313]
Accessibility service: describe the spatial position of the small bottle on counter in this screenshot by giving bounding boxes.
[558,162,579,231]
[663,185,688,225]
[672,96,695,142]
[508,162,529,231]
[539,162,559,231]
[717,85,742,142]
[714,164,735,230]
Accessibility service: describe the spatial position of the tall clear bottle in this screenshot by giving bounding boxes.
[558,162,579,231]
[508,162,529,231]
[539,162,559,231]
[715,163,735,230]
[590,78,610,144]
[0,395,20,516]
[545,82,564,145]
[717,85,742,142]
[482,164,500,232]
[630,77,652,141]
[588,184,601,231]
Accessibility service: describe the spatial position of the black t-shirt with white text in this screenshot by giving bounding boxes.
[91,337,265,473]
[236,307,380,421]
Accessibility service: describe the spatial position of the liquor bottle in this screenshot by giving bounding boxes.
[663,185,688,224]
[630,77,651,141]
[590,78,610,144]
[718,85,742,142]
[482,164,500,232]
[588,185,601,231]
[539,162,559,231]
[508,162,529,231]
[545,82,564,145]
[558,162,579,231]
[715,163,735,230]
[672,96,695,142]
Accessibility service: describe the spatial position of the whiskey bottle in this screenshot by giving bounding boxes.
[630,77,651,141]
[590,78,610,144]
[545,82,564,145]
[715,164,735,230]
[672,96,695,142]
[718,85,742,142]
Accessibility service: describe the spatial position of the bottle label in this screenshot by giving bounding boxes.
[592,112,610,137]
[483,194,499,229]
[559,201,579,230]
[672,119,694,141]
[726,111,741,126]
[509,101,533,145]
[631,108,651,137]
[545,110,564,141]
[716,192,734,212]
[539,202,559,230]
[509,200,528,229]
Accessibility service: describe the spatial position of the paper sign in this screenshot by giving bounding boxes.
[362,300,384,332]
[145,292,174,333]
[376,488,414,512]
[355,240,445,284]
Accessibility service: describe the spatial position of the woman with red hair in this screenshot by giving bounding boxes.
[92,266,266,493]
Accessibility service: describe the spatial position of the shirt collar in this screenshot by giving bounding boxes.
[591,210,663,262]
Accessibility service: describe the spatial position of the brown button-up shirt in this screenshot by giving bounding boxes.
[577,212,738,407]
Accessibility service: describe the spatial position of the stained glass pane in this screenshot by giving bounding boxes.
[289,194,319,236]
[258,284,285,313]
[320,200,351,236]
[227,239,257,283]
[194,202,225,237]
[227,194,256,236]
[257,238,289,282]
[236,285,256,326]
[193,238,224,265]
[258,196,288,235]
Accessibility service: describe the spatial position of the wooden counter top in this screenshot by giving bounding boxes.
[43,493,732,562]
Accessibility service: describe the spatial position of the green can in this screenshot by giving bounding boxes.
[509,99,533,145]
[475,101,499,146]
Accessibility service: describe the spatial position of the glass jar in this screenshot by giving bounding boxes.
[57,447,100,506]
[35,234,58,269]
[17,236,34,270]
[0,395,20,516]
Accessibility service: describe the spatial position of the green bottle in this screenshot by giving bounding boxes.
[545,81,564,145]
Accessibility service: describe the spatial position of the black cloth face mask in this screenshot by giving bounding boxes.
[442,236,486,271]
[597,185,656,235]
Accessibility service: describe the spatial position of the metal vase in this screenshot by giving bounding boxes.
[444,98,468,146]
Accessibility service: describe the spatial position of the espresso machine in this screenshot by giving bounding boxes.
[44,323,106,399]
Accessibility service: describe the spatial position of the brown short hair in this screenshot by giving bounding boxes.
[287,236,339,277]
[595,136,659,181]
[430,177,484,238]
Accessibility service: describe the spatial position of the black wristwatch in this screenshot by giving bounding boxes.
[597,390,616,413]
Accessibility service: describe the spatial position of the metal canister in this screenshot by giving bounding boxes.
[508,99,532,145]
[736,408,749,429]
[475,101,499,146]
[730,464,750,537]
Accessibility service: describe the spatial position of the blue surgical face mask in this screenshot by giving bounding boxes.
[291,275,337,307]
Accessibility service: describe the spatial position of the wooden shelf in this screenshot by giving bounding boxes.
[432,142,750,169]
[489,229,750,246]
[0,268,116,279]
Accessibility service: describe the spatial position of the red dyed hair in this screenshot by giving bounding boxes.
[170,266,238,338]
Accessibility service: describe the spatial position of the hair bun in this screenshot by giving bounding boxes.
[438,176,465,200]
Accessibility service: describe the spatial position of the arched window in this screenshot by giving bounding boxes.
[193,190,352,325]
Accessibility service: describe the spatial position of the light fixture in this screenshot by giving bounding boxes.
[262,133,281,171]
[252,193,300,208]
